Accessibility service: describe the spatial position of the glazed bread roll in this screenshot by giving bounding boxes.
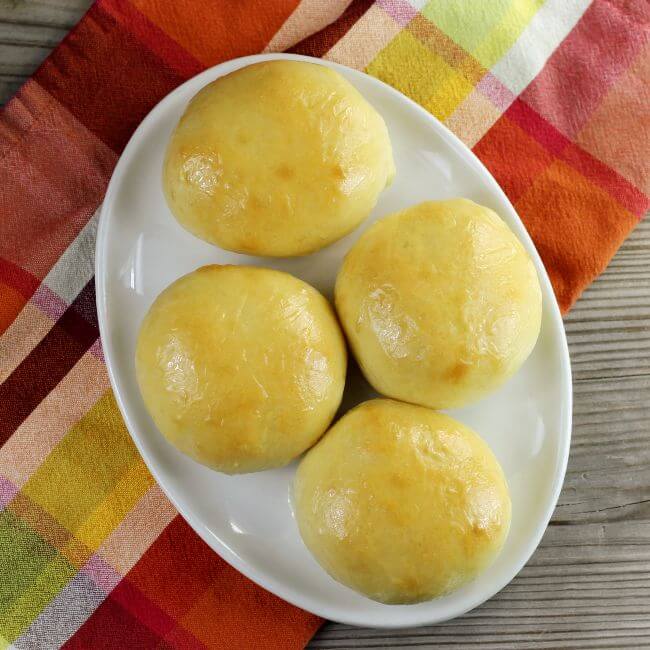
[294,399,511,604]
[335,199,542,409]
[163,60,395,257]
[136,265,346,473]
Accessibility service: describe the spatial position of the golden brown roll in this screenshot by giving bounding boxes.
[335,199,542,409]
[294,399,511,604]
[163,60,395,256]
[135,265,347,473]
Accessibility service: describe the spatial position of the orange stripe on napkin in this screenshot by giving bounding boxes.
[130,0,301,66]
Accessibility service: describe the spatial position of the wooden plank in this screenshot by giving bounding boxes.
[0,42,55,77]
[2,2,649,647]
[0,75,24,105]
[0,1,91,28]
[0,21,69,47]
[0,0,92,104]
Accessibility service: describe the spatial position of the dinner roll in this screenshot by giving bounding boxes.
[294,399,511,604]
[335,199,542,409]
[136,265,346,473]
[163,60,395,256]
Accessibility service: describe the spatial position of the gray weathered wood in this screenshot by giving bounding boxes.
[2,3,649,648]
[0,0,92,105]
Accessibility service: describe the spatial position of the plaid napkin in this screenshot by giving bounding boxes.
[0,0,648,647]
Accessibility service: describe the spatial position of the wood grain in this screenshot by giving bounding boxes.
[0,0,92,104]
[2,3,649,648]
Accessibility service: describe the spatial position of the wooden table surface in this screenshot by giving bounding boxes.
[3,2,649,648]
